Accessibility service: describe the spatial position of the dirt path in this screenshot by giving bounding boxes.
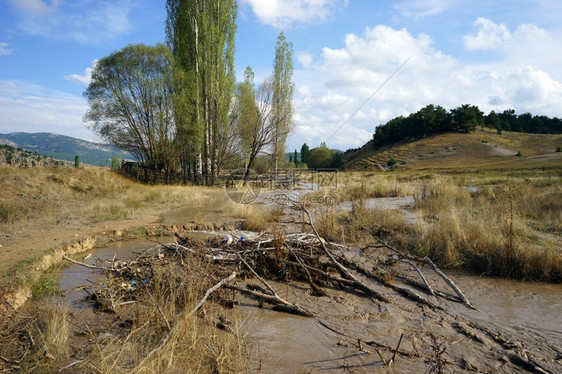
[0,207,161,272]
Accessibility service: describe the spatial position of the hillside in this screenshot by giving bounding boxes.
[0,132,132,166]
[0,145,73,167]
[343,128,562,172]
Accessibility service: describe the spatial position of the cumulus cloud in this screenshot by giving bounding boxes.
[7,0,136,44]
[0,80,93,140]
[0,42,13,55]
[65,60,97,86]
[240,0,347,28]
[463,17,511,50]
[291,21,562,150]
[292,25,457,148]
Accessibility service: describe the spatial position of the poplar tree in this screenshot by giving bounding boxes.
[271,32,295,177]
[166,0,237,183]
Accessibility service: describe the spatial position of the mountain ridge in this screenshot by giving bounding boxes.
[0,132,132,166]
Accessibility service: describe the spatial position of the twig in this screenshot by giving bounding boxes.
[58,360,84,372]
[374,347,388,366]
[391,333,404,364]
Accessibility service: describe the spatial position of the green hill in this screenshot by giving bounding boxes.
[0,132,132,166]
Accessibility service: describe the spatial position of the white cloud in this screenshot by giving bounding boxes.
[240,0,347,28]
[463,17,511,50]
[8,0,136,44]
[0,42,13,55]
[297,52,313,68]
[65,60,97,86]
[0,80,94,140]
[394,0,448,19]
[291,21,562,150]
[8,0,60,15]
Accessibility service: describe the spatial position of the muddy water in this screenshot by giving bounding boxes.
[450,275,562,347]
[59,240,156,308]
[58,239,561,373]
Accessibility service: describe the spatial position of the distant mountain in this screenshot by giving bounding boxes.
[0,132,133,166]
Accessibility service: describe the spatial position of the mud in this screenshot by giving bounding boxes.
[57,237,561,373]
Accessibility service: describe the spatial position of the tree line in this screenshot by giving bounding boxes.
[84,0,294,184]
[372,104,562,148]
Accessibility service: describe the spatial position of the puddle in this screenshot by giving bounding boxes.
[59,240,157,308]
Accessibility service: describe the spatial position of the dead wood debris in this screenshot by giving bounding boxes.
[52,203,555,373]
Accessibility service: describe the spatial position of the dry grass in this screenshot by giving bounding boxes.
[0,298,71,373]
[0,255,247,373]
[0,166,231,232]
[312,171,561,282]
[77,256,247,373]
[407,176,561,281]
[239,204,285,232]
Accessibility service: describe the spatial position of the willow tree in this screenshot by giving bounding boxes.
[166,0,237,184]
[271,32,295,177]
[83,43,178,175]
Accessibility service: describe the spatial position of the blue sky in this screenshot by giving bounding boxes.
[1,0,561,151]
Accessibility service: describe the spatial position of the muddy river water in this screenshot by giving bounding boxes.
[59,238,561,373]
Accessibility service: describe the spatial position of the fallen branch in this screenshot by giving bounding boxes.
[225,284,313,317]
[236,253,279,298]
[374,238,475,309]
[62,254,117,272]
[402,260,435,297]
[283,259,390,302]
[424,257,475,310]
[287,247,325,296]
[287,201,390,303]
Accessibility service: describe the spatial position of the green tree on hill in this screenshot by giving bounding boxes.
[451,104,483,132]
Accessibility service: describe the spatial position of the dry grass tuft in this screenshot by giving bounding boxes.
[0,298,70,373]
[78,254,247,373]
[313,172,561,282]
[0,254,247,373]
[408,176,562,281]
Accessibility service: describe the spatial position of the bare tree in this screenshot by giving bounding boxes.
[235,68,278,184]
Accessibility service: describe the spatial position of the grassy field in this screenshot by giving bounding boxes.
[0,166,273,293]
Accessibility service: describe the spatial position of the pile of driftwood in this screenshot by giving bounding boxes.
[60,202,484,369]
[64,205,474,319]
